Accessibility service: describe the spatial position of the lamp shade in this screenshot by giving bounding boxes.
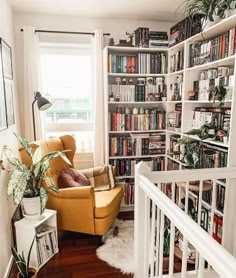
[37,96,52,111]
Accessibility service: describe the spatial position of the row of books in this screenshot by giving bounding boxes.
[134,28,168,48]
[167,110,182,130]
[108,82,166,102]
[189,27,236,67]
[169,15,203,47]
[109,134,166,157]
[108,53,167,74]
[110,157,165,176]
[109,109,166,131]
[120,181,135,205]
[169,48,184,73]
[167,159,180,170]
[198,143,228,168]
[191,107,231,134]
[36,224,58,266]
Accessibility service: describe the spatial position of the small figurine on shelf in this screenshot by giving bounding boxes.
[116,32,134,47]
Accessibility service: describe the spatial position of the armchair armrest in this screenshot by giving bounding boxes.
[48,186,95,200]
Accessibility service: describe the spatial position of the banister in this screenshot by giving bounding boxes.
[136,173,236,278]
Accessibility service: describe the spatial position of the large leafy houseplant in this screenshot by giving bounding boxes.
[3,133,71,211]
[184,0,236,26]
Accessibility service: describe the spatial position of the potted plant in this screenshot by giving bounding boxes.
[3,133,71,218]
[209,85,227,108]
[12,237,37,278]
[183,0,236,29]
[174,138,199,169]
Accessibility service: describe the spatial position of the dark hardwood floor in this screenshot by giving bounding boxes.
[9,212,134,278]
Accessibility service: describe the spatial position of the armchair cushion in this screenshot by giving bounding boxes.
[80,165,115,192]
[58,168,91,188]
[95,186,124,218]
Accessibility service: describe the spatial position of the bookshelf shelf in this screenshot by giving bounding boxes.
[108,130,166,134]
[169,69,185,76]
[108,101,167,105]
[167,155,182,165]
[108,73,167,77]
[107,46,168,53]
[109,154,165,159]
[183,134,229,148]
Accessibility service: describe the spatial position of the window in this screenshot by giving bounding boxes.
[40,44,93,152]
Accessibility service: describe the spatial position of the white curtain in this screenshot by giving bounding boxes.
[22,25,42,142]
[92,30,105,166]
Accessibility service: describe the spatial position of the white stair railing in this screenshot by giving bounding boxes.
[134,162,236,278]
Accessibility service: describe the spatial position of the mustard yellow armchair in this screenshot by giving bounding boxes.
[19,135,124,235]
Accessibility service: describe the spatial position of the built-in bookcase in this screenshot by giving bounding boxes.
[104,14,236,211]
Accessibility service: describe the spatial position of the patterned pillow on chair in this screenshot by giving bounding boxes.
[58,168,91,188]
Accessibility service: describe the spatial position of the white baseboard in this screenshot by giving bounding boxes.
[4,255,13,278]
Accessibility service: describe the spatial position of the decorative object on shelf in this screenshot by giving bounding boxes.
[115,32,134,47]
[184,0,236,29]
[209,85,227,107]
[12,237,38,278]
[108,38,114,46]
[32,91,52,141]
[2,133,71,218]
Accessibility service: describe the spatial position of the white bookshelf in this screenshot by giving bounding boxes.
[104,14,236,210]
[15,209,59,270]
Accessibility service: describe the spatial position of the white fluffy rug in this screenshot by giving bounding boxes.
[96,219,134,274]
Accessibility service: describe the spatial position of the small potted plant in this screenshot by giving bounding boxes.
[209,85,227,108]
[12,237,37,278]
[2,133,71,218]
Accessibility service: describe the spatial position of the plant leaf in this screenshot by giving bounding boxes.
[184,129,202,135]
[3,146,26,171]
[7,170,31,203]
[40,187,48,212]
[14,133,33,159]
[48,185,59,192]
[32,147,43,165]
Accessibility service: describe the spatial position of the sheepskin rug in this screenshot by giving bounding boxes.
[96,219,134,274]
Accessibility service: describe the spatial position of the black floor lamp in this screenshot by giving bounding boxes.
[32,91,52,141]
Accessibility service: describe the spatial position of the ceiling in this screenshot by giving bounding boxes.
[9,0,185,21]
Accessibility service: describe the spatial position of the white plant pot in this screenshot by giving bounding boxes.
[22,196,41,219]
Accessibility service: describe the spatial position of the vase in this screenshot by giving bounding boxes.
[22,196,41,219]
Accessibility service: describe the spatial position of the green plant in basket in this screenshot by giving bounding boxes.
[3,133,71,212]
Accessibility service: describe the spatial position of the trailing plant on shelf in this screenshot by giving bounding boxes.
[184,0,236,26]
[184,123,216,140]
[2,133,71,213]
[174,138,200,169]
[12,237,37,278]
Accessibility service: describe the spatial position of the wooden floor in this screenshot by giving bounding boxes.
[9,212,134,278]
[9,211,186,278]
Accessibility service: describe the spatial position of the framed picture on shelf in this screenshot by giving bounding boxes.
[5,79,15,126]
[0,50,7,132]
[0,38,13,79]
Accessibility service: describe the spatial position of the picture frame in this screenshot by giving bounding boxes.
[0,38,13,80]
[0,49,7,132]
[5,78,15,126]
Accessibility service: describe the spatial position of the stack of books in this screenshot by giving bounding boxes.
[36,224,58,266]
[149,31,168,48]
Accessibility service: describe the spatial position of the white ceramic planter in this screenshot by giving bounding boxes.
[22,196,41,219]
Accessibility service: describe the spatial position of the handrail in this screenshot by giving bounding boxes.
[137,174,236,277]
[134,162,236,278]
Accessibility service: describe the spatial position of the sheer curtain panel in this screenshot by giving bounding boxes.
[92,30,105,166]
[22,25,43,142]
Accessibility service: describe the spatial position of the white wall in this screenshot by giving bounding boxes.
[13,13,175,134]
[0,0,20,277]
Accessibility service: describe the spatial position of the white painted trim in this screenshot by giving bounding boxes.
[4,255,13,278]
